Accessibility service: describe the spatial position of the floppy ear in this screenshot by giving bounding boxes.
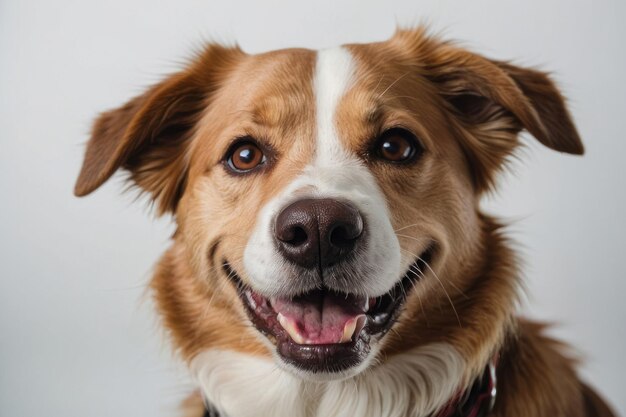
[74,44,243,214]
[393,28,583,191]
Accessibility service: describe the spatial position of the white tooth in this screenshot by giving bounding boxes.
[340,314,367,343]
[364,298,369,312]
[245,290,257,309]
[340,317,356,343]
[277,313,306,344]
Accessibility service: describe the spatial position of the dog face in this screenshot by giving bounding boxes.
[75,29,582,382]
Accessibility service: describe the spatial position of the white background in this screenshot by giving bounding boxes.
[1,0,624,416]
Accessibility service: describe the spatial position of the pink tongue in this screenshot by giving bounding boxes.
[271,290,367,344]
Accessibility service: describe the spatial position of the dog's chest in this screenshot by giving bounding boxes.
[191,344,466,417]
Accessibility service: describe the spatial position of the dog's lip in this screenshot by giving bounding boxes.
[221,244,434,373]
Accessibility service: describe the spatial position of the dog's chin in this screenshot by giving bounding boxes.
[273,346,380,381]
[223,245,434,378]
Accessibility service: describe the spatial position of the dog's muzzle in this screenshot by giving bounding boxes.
[228,197,431,375]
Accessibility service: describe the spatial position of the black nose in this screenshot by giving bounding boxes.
[274,198,364,269]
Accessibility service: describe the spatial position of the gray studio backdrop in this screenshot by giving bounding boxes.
[1,0,624,416]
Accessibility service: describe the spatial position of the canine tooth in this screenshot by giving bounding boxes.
[277,313,306,344]
[340,317,357,343]
[340,314,366,343]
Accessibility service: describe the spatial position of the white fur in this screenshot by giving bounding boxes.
[192,343,466,417]
[314,46,356,166]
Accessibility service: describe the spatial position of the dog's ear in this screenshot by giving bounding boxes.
[393,28,583,191]
[74,44,243,214]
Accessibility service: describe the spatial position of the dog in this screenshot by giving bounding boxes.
[74,27,617,417]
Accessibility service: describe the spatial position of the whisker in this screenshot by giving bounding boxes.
[400,247,462,328]
[377,72,410,100]
[398,240,469,299]
[402,265,431,328]
[396,233,428,244]
[394,223,421,232]
[419,257,462,328]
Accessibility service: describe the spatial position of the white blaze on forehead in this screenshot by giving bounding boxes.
[314,47,355,165]
[243,46,402,298]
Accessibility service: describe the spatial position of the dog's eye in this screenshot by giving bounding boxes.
[226,141,266,173]
[374,128,422,163]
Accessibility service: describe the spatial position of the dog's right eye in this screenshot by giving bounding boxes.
[225,140,266,173]
[373,128,423,164]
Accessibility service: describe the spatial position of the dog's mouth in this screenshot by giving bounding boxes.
[223,245,434,374]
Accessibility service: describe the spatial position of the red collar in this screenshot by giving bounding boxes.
[434,358,497,417]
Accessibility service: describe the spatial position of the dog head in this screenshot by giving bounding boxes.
[75,28,582,382]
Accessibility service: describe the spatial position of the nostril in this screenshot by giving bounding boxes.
[276,222,310,246]
[329,223,361,248]
[288,226,308,246]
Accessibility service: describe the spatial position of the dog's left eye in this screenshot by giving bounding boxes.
[374,128,422,163]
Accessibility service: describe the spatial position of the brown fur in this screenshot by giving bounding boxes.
[495,320,616,417]
[75,28,615,417]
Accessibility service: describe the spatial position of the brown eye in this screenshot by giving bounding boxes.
[226,141,266,173]
[375,128,422,163]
